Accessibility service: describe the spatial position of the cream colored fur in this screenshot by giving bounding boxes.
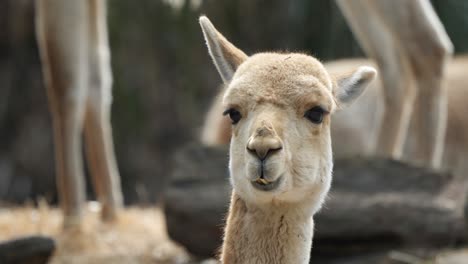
[35,0,122,228]
[199,16,376,264]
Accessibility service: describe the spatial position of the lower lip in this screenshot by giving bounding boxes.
[251,176,283,191]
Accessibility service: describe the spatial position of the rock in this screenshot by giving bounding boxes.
[314,158,465,256]
[164,143,466,258]
[0,235,55,264]
[0,157,13,199]
[314,249,438,264]
[164,143,230,257]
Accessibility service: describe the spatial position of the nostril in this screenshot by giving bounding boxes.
[246,146,256,155]
[269,146,283,153]
[265,146,282,159]
[246,146,283,161]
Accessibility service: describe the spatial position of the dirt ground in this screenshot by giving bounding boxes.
[0,201,198,264]
[431,250,468,264]
[1,201,468,264]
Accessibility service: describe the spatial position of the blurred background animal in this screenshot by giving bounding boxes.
[336,0,453,169]
[35,0,122,228]
[330,56,468,182]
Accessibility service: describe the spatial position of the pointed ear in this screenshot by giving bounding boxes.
[334,66,377,108]
[199,16,248,83]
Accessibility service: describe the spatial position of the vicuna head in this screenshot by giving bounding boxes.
[200,16,376,208]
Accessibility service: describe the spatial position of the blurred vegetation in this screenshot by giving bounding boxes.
[0,0,467,205]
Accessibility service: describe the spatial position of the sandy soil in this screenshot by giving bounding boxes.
[0,201,193,264]
[430,249,468,264]
[1,201,466,264]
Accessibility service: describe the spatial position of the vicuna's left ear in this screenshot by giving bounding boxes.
[199,16,248,83]
[334,66,377,107]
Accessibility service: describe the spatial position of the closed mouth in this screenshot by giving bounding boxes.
[251,176,282,191]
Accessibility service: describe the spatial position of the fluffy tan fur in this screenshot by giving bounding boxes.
[199,16,376,264]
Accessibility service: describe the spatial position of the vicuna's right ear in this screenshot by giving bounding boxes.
[199,16,248,83]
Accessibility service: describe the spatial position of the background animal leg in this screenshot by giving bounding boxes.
[336,0,416,159]
[84,0,123,221]
[35,0,89,228]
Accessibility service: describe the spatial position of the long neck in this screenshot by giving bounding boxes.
[220,192,314,264]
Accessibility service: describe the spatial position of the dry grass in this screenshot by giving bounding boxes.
[430,249,468,264]
[6,202,466,264]
[0,201,192,264]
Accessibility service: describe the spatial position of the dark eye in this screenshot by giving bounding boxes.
[304,106,325,124]
[223,108,242,124]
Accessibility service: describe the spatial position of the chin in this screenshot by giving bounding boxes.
[238,175,294,204]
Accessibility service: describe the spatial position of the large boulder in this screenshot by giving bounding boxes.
[314,158,465,256]
[164,143,466,259]
[164,143,230,257]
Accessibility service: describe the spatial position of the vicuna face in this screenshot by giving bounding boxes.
[225,54,338,204]
[200,17,376,206]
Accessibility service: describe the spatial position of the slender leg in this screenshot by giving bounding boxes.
[35,0,89,228]
[370,0,453,168]
[84,0,123,221]
[336,0,452,168]
[336,0,416,159]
